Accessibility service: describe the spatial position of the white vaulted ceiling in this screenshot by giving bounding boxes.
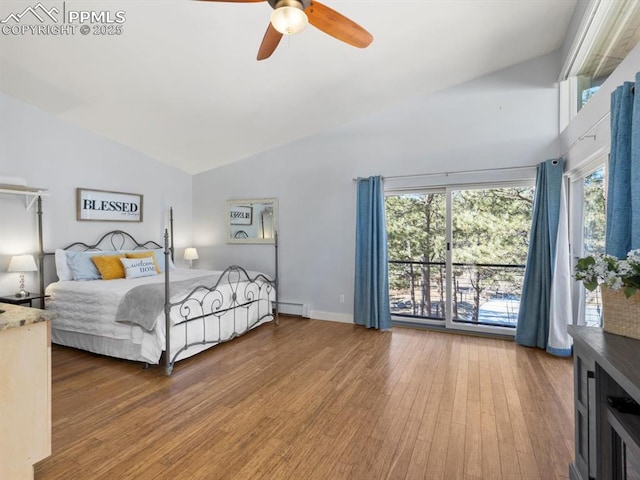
[0,0,577,174]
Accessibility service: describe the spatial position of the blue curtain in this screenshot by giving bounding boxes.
[516,159,569,354]
[354,176,392,330]
[606,74,640,257]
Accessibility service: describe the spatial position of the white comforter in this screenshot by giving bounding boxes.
[46,268,274,364]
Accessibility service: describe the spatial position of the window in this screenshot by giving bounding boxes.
[569,161,608,327]
[583,167,606,257]
[561,0,640,118]
[578,77,604,111]
[582,166,607,326]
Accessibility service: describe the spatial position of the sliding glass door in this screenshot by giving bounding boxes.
[386,183,534,334]
[450,186,533,329]
[386,191,447,320]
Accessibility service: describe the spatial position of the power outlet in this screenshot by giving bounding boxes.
[339,294,345,304]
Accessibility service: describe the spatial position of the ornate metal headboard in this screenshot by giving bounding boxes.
[40,207,175,300]
[59,230,163,253]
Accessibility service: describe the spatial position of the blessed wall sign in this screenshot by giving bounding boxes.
[77,188,143,222]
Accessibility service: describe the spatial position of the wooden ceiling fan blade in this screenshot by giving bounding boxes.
[257,23,283,60]
[306,1,373,48]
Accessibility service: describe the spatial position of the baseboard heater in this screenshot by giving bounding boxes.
[277,301,310,318]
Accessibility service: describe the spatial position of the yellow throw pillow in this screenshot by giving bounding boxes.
[91,254,126,280]
[126,251,160,273]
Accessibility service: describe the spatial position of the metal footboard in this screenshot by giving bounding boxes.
[162,231,277,375]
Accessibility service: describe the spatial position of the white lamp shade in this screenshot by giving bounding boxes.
[270,1,308,35]
[184,248,199,261]
[8,254,37,273]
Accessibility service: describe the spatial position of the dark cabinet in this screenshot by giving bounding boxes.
[571,346,596,480]
[569,326,640,480]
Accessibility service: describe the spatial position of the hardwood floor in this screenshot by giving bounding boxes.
[35,317,575,480]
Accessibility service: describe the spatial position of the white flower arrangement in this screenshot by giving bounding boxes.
[575,249,640,298]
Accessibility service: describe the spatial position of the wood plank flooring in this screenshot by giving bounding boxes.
[35,317,575,480]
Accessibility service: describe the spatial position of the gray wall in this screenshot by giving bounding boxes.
[193,51,561,322]
[0,92,193,295]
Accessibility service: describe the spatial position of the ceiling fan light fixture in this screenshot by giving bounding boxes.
[270,0,308,36]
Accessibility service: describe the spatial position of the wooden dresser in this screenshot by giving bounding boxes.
[0,302,53,480]
[568,326,640,480]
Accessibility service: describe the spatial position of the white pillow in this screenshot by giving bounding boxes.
[55,249,73,281]
[120,257,158,279]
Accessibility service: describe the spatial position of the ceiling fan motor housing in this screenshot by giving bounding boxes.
[268,0,311,10]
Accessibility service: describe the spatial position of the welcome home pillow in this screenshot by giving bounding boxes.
[120,248,174,272]
[120,257,158,279]
[125,251,160,273]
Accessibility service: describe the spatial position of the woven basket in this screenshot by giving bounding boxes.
[601,287,640,339]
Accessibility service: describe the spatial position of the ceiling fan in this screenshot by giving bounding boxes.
[197,0,373,60]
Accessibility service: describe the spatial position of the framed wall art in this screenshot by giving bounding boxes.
[76,188,143,222]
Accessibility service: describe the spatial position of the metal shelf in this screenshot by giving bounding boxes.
[0,183,49,210]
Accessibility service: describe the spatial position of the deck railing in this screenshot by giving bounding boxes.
[388,259,526,327]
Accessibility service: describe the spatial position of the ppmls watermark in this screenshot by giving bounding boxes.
[1,2,126,36]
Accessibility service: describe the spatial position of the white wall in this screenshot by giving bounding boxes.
[193,51,561,322]
[0,92,193,295]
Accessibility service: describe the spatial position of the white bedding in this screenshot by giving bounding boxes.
[45,268,274,364]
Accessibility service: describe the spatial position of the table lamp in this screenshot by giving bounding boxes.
[184,248,199,269]
[8,254,38,298]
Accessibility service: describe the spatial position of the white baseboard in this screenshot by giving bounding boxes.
[309,310,354,324]
[277,301,352,323]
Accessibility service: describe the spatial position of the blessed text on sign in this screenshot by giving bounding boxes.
[77,188,143,222]
[229,205,253,225]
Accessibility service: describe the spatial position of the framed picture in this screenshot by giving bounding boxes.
[226,198,278,244]
[76,188,143,222]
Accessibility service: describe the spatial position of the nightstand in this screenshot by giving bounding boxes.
[0,293,49,308]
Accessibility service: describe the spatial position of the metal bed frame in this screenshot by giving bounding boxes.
[160,230,279,375]
[41,206,279,375]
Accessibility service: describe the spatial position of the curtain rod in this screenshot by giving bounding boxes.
[352,165,536,182]
[560,111,610,158]
[560,81,634,157]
